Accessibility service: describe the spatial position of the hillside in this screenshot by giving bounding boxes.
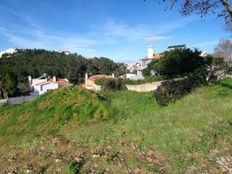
[0,86,113,143]
[0,80,232,173]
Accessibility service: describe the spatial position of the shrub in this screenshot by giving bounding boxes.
[123,76,164,85]
[188,67,208,86]
[215,77,232,89]
[102,78,127,91]
[95,77,114,86]
[154,78,196,106]
[69,161,82,174]
[156,48,206,77]
[143,48,207,80]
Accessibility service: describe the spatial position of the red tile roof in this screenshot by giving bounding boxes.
[142,54,160,60]
[34,79,70,86]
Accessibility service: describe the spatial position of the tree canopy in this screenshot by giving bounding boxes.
[143,48,206,78]
[146,0,232,24]
[214,39,232,63]
[0,49,127,96]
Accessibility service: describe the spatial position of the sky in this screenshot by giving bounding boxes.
[0,0,230,62]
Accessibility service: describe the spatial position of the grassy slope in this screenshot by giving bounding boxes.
[0,80,232,173]
[0,86,112,144]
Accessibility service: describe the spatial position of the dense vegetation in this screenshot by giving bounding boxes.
[154,77,196,106]
[0,49,127,97]
[143,48,207,78]
[95,78,127,91]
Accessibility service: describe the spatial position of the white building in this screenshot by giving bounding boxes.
[29,75,71,95]
[33,81,59,95]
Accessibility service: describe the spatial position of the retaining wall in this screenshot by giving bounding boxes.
[7,95,38,105]
[126,81,162,92]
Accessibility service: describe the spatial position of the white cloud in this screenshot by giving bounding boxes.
[0,12,195,56]
[144,36,170,42]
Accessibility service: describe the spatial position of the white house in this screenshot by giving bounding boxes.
[29,75,71,95]
[33,81,59,95]
[122,46,160,80]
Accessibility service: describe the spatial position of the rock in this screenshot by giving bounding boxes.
[25,169,33,174]
[92,154,100,158]
[74,155,84,163]
[55,159,62,163]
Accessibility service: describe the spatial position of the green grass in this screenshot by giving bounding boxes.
[0,79,231,173]
[0,86,113,143]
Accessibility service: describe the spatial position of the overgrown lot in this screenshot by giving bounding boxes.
[0,79,231,173]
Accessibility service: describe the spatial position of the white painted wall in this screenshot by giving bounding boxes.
[148,46,154,59]
[34,82,58,94]
[32,79,47,86]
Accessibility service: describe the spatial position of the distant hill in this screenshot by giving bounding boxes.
[0,48,127,97]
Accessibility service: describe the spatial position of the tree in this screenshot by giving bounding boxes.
[142,60,159,77]
[153,48,206,78]
[146,0,232,24]
[1,72,18,97]
[214,39,232,64]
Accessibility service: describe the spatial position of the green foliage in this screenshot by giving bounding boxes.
[154,78,196,106]
[215,77,232,89]
[188,66,208,86]
[157,48,206,77]
[87,57,127,76]
[0,86,114,138]
[0,83,232,173]
[95,78,114,86]
[68,161,82,174]
[142,60,159,77]
[0,49,127,96]
[102,78,127,91]
[1,72,18,97]
[95,78,127,91]
[205,55,228,69]
[123,76,164,85]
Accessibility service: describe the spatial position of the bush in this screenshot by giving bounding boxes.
[69,161,82,174]
[95,78,114,86]
[102,78,127,91]
[154,78,196,106]
[215,77,232,89]
[188,67,208,86]
[123,76,164,85]
[143,48,207,80]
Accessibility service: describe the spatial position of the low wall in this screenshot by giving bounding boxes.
[126,81,162,92]
[7,95,38,105]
